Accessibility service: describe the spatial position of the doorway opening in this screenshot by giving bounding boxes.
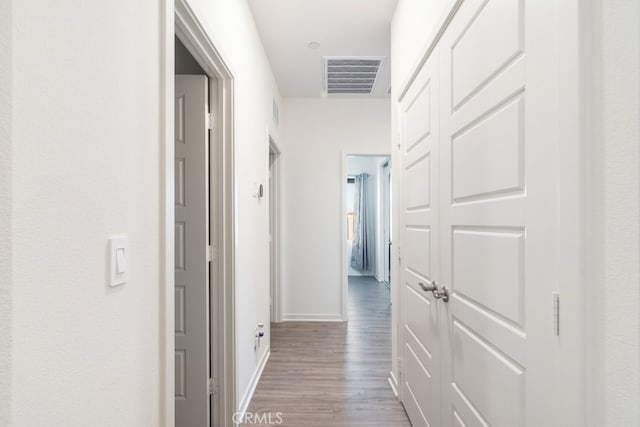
[174,35,216,427]
[163,1,236,426]
[344,154,392,319]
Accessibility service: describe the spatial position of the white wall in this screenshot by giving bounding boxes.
[0,0,11,425]
[587,0,640,424]
[7,0,281,423]
[280,98,390,320]
[182,0,282,411]
[11,1,162,424]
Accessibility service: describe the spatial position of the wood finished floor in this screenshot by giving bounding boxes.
[243,276,411,427]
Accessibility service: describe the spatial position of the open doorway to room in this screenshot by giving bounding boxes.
[174,34,217,427]
[167,3,236,425]
[345,155,392,317]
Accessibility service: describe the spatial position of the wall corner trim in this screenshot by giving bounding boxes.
[281,313,344,322]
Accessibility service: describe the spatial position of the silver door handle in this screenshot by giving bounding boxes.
[418,281,450,303]
[433,285,450,303]
[418,281,437,292]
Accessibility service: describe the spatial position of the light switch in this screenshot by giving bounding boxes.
[116,247,127,274]
[109,236,129,287]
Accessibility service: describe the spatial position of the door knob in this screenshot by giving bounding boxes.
[418,281,450,303]
[418,281,437,292]
[433,286,450,303]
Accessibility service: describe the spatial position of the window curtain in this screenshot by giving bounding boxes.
[351,173,373,271]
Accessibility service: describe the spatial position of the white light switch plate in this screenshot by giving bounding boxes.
[109,236,129,287]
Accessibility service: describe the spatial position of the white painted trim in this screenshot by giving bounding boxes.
[281,314,344,322]
[391,102,404,403]
[341,149,392,321]
[268,134,282,323]
[347,272,371,277]
[160,1,175,425]
[388,371,399,397]
[163,1,237,426]
[237,347,271,417]
[556,1,586,425]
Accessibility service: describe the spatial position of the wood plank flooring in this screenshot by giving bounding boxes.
[243,276,410,427]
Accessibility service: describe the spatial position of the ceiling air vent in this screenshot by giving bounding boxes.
[325,57,384,95]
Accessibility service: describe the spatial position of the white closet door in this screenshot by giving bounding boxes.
[175,74,211,427]
[399,51,442,427]
[438,0,559,426]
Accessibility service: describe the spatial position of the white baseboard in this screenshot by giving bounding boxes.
[237,346,270,417]
[281,313,344,322]
[388,371,399,397]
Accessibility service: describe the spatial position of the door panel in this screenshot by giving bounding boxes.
[400,51,440,427]
[451,96,524,202]
[451,321,525,426]
[175,74,210,427]
[451,0,524,110]
[452,229,524,326]
[439,0,558,426]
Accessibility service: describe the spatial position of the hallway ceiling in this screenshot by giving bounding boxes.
[248,0,398,98]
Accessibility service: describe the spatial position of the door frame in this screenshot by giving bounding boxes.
[340,149,391,321]
[161,1,236,426]
[268,135,282,323]
[381,160,392,286]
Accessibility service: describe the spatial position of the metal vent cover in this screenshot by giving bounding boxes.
[324,57,384,95]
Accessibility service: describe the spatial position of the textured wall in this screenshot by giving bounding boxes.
[588,0,640,424]
[11,1,161,424]
[0,0,11,424]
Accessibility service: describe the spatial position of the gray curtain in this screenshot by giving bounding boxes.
[351,173,373,271]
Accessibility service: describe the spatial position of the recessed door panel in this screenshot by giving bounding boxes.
[452,321,525,426]
[405,81,432,154]
[404,228,431,280]
[452,96,524,203]
[452,0,524,109]
[452,228,524,326]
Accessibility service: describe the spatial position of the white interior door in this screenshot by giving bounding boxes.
[399,50,441,427]
[438,0,559,425]
[175,74,210,427]
[398,1,562,425]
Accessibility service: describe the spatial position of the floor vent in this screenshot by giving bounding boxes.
[324,57,384,95]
